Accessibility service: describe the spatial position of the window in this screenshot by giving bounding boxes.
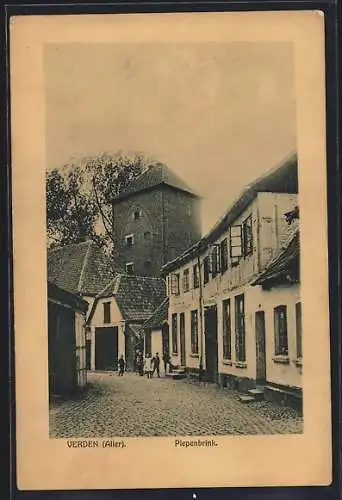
[172,313,178,354]
[133,209,142,220]
[242,215,253,256]
[103,302,111,324]
[203,256,210,284]
[125,234,134,248]
[274,305,288,356]
[295,302,302,359]
[193,264,200,289]
[125,262,134,275]
[235,294,245,362]
[144,231,151,240]
[191,310,199,354]
[230,226,243,264]
[222,299,231,359]
[145,329,152,356]
[187,205,191,217]
[170,273,180,295]
[220,238,228,274]
[210,244,220,278]
[183,268,190,293]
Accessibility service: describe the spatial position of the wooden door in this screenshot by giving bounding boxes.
[255,311,266,384]
[204,306,218,382]
[161,323,170,355]
[95,327,118,370]
[179,313,186,366]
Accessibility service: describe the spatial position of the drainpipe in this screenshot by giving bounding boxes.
[197,254,205,380]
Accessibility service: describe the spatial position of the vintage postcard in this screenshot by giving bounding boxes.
[10,11,331,490]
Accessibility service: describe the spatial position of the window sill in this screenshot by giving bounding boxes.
[190,353,199,358]
[235,361,247,369]
[273,355,290,364]
[295,358,303,367]
[222,360,232,366]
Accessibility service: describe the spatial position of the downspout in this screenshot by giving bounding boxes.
[197,254,205,380]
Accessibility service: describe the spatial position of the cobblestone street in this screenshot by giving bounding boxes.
[49,372,303,438]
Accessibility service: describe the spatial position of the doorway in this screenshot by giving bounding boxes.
[255,311,266,384]
[95,327,118,370]
[161,322,170,355]
[204,305,218,382]
[179,312,186,366]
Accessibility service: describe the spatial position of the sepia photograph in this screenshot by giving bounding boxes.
[11,11,331,490]
[45,42,302,439]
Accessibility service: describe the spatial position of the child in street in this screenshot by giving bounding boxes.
[118,355,125,376]
[144,353,153,379]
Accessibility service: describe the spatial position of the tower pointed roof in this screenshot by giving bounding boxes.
[113,162,199,202]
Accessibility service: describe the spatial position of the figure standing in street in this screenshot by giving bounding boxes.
[163,351,171,374]
[144,353,153,379]
[118,355,125,376]
[152,352,161,378]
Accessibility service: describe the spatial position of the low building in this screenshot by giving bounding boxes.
[142,297,170,358]
[251,220,301,409]
[47,240,122,368]
[87,274,166,371]
[48,281,89,399]
[161,152,301,406]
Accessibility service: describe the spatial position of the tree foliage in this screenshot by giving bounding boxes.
[46,151,156,250]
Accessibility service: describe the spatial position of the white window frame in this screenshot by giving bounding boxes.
[125,262,134,274]
[125,233,134,247]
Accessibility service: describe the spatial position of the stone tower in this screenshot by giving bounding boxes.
[112,163,201,277]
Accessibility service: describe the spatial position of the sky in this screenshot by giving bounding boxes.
[44,42,296,233]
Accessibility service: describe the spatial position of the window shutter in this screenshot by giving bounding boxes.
[230,225,243,259]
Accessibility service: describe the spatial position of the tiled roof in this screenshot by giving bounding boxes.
[161,151,298,275]
[113,163,199,201]
[143,297,169,330]
[251,228,300,286]
[48,281,89,313]
[98,274,166,322]
[47,240,122,296]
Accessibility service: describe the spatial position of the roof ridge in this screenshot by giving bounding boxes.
[47,239,92,254]
[77,241,92,293]
[121,273,165,281]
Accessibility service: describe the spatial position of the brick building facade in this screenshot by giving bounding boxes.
[112,163,201,277]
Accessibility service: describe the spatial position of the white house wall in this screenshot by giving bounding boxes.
[88,297,125,370]
[167,191,300,388]
[262,284,302,389]
[258,192,298,269]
